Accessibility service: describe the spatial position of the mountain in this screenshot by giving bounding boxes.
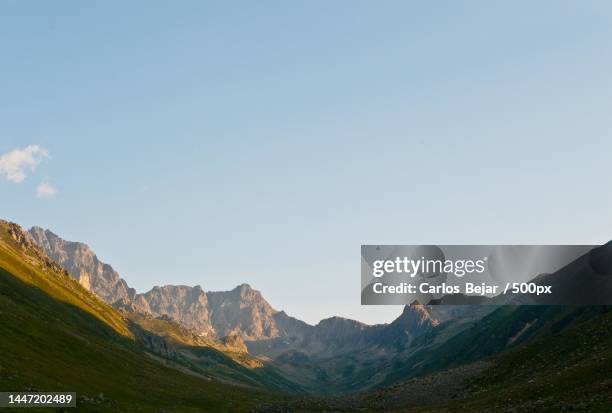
[28,226,447,344]
[29,226,135,304]
[23,226,504,394]
[130,284,215,336]
[245,304,447,395]
[291,305,612,412]
[0,220,287,412]
[207,284,281,339]
[5,220,612,411]
[26,226,466,394]
[26,225,612,399]
[29,227,285,340]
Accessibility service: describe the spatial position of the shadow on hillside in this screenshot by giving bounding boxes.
[0,267,301,402]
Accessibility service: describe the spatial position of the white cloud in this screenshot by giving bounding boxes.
[0,145,49,183]
[36,181,57,199]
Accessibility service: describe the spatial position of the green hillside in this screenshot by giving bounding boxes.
[289,306,612,412]
[0,221,284,412]
[411,306,612,413]
[127,312,305,393]
[2,218,611,413]
[376,305,606,388]
[452,307,612,411]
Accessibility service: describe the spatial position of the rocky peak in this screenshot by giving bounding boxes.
[376,304,440,349]
[229,283,265,304]
[24,225,448,350]
[7,221,37,248]
[2,221,67,276]
[316,316,368,333]
[272,310,313,339]
[28,226,134,304]
[206,284,280,340]
[312,316,371,344]
[235,283,252,293]
[134,285,214,337]
[394,304,440,329]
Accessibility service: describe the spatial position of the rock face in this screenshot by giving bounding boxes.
[28,227,290,340]
[28,226,444,350]
[29,227,135,304]
[25,224,466,394]
[132,285,215,337]
[19,222,612,396]
[246,306,439,360]
[207,284,280,340]
[3,221,68,276]
[128,283,283,340]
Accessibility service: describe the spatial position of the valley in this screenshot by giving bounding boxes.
[1,220,611,412]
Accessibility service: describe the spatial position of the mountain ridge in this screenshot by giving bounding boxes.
[0,220,297,411]
[26,225,452,394]
[29,226,415,343]
[29,226,302,340]
[7,220,612,402]
[33,224,612,396]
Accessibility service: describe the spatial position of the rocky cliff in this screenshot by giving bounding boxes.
[28,226,444,353]
[29,227,135,304]
[29,227,296,340]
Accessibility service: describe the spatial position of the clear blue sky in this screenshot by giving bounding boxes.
[1,1,612,325]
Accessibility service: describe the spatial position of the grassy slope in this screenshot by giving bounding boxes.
[371,305,604,389]
[0,223,283,412]
[128,312,304,393]
[442,306,612,413]
[292,307,612,412]
[4,218,609,412]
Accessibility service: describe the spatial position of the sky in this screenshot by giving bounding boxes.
[1,1,612,325]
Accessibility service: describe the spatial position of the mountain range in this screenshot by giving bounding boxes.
[2,220,612,412]
[30,226,304,340]
[27,225,452,393]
